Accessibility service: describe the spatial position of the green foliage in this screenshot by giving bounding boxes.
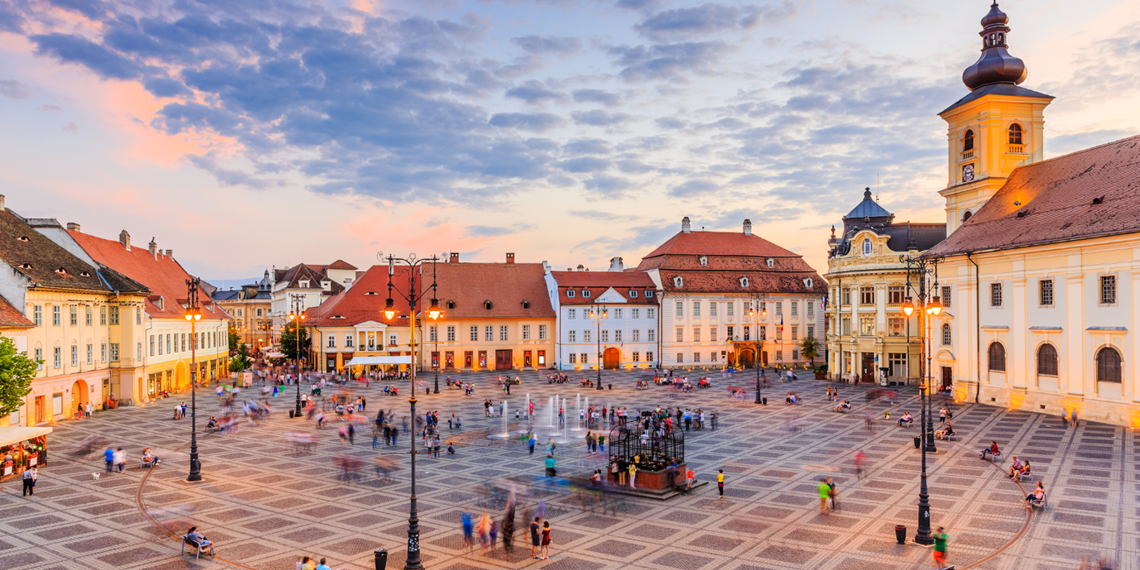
[228,324,241,353]
[230,342,252,372]
[800,335,820,365]
[0,336,38,418]
[279,320,311,361]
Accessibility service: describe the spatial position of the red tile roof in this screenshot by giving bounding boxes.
[641,230,800,260]
[0,210,114,292]
[659,271,827,295]
[275,263,346,296]
[326,259,357,270]
[0,294,34,329]
[69,231,227,320]
[550,271,659,306]
[431,262,555,319]
[304,265,419,327]
[929,134,1140,256]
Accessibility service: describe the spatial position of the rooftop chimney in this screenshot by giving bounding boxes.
[743,219,752,236]
[577,264,585,271]
[148,237,158,259]
[681,217,691,234]
[119,230,131,251]
[506,252,515,265]
[449,252,459,264]
[66,222,81,232]
[609,257,624,272]
[165,249,173,257]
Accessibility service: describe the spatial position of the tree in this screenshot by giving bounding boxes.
[0,336,38,418]
[800,335,820,366]
[230,342,252,372]
[279,320,311,361]
[228,324,241,353]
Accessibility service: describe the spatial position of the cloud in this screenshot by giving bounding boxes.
[1050,130,1135,156]
[583,174,633,195]
[45,0,108,20]
[0,79,35,100]
[610,42,730,82]
[464,224,532,237]
[570,109,633,126]
[572,89,621,106]
[511,35,583,56]
[186,154,271,190]
[62,122,79,133]
[562,138,612,155]
[570,209,624,221]
[505,80,567,104]
[668,179,719,197]
[38,104,62,112]
[558,156,611,173]
[634,1,797,42]
[489,112,564,132]
[31,33,143,80]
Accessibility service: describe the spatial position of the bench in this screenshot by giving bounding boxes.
[1015,470,1033,482]
[181,536,215,560]
[982,450,1003,462]
[1029,494,1048,511]
[139,458,157,469]
[935,432,957,442]
[833,407,851,413]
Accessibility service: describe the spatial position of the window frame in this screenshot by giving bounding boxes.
[1100,275,1117,305]
[990,283,1003,307]
[1036,343,1058,376]
[1039,278,1054,307]
[988,342,1006,372]
[1096,346,1122,383]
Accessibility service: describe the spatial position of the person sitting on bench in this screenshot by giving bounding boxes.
[186,526,211,548]
[206,417,218,430]
[1007,456,1022,478]
[1012,460,1031,481]
[934,422,955,440]
[142,448,160,467]
[981,441,1000,460]
[1023,482,1045,505]
[896,412,913,427]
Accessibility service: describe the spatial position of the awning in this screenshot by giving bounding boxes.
[346,356,412,366]
[0,426,53,448]
[265,351,286,358]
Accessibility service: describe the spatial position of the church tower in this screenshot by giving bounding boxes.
[938,2,1053,234]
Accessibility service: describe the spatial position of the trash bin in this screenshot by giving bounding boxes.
[894,525,906,544]
[762,397,767,405]
[608,384,612,390]
[913,436,921,449]
[289,409,295,419]
[374,548,388,570]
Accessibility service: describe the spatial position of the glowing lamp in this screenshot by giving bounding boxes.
[428,298,441,320]
[930,296,942,316]
[383,298,396,320]
[902,297,915,317]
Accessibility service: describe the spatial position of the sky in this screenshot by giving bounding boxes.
[1,0,1138,285]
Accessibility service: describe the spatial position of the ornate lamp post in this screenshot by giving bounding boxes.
[589,305,606,389]
[184,278,203,482]
[900,252,943,546]
[747,296,767,404]
[288,294,307,417]
[381,252,439,570]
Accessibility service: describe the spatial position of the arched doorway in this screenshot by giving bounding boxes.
[603,348,621,370]
[738,348,755,369]
[71,380,88,417]
[175,361,189,391]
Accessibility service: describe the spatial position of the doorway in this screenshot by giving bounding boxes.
[71,380,88,416]
[603,348,621,369]
[860,353,876,383]
[34,396,45,424]
[941,366,953,390]
[495,350,512,370]
[737,348,755,369]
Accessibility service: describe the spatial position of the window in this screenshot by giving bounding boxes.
[859,316,875,336]
[743,326,751,341]
[807,302,814,318]
[807,325,815,339]
[136,308,142,325]
[53,306,61,326]
[841,288,850,305]
[86,344,92,365]
[100,306,106,325]
[346,334,354,347]
[759,326,767,341]
[33,305,41,326]
[646,290,654,298]
[793,349,799,361]
[963,129,975,151]
[709,327,717,342]
[1037,344,1058,376]
[70,306,77,326]
[841,317,851,336]
[631,308,639,319]
[522,325,530,340]
[988,342,1006,372]
[569,353,577,364]
[632,329,640,342]
[166,335,171,353]
[328,335,336,348]
[674,276,683,288]
[693,352,701,363]
[150,335,155,356]
[567,290,575,298]
[647,329,655,342]
[630,290,638,298]
[584,330,591,343]
[647,308,655,319]
[35,348,43,370]
[888,318,904,336]
[389,333,397,346]
[1008,123,1022,145]
[860,286,875,305]
[568,308,576,319]
[137,342,142,359]
[1040,279,1054,306]
[614,330,622,342]
[775,350,783,361]
[499,326,508,341]
[601,330,609,343]
[583,290,591,298]
[181,334,186,352]
[888,353,907,377]
[942,323,952,345]
[766,258,774,268]
[101,343,107,362]
[963,211,973,223]
[789,301,797,316]
[568,330,577,342]
[110,343,120,362]
[485,326,493,342]
[676,353,683,363]
[1096,347,1122,383]
[53,347,61,368]
[775,302,782,315]
[941,286,951,308]
[699,256,708,266]
[539,325,547,340]
[633,352,640,362]
[675,327,684,342]
[1100,275,1117,305]
[726,302,734,317]
[646,351,654,363]
[727,325,734,340]
[580,353,588,363]
[429,326,437,343]
[991,283,1003,307]
[446,326,455,342]
[788,326,796,341]
[675,301,684,317]
[692,327,700,342]
[109,306,119,325]
[614,308,622,319]
[470,326,478,341]
[888,285,905,305]
[862,239,872,256]
[775,326,783,341]
[739,276,749,288]
[257,308,263,317]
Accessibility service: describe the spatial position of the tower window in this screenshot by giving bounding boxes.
[862,239,872,256]
[1008,123,1023,145]
[963,129,975,152]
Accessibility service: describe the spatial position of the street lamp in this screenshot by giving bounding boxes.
[747,299,767,404]
[589,306,606,389]
[380,252,438,570]
[899,253,943,546]
[288,294,307,418]
[184,278,203,482]
[429,297,441,394]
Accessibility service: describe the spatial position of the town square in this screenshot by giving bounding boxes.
[2,0,1140,568]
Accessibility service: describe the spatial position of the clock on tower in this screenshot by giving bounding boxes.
[962,164,975,182]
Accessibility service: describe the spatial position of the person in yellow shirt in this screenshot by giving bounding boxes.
[628,463,637,489]
[717,469,724,497]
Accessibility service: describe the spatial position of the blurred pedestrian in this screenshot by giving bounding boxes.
[933,526,949,569]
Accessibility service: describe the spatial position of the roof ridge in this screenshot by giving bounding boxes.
[1020,132,1140,169]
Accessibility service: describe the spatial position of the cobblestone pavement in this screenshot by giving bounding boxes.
[2,370,1136,570]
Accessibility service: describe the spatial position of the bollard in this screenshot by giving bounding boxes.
[894,525,906,544]
[374,548,388,570]
[608,384,612,390]
[289,409,295,419]
[913,436,921,449]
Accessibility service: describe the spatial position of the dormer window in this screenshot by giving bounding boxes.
[522,300,530,309]
[739,277,749,288]
[321,280,331,290]
[566,289,575,298]
[17,236,29,242]
[804,278,813,289]
[765,258,774,268]
[299,280,309,288]
[484,300,493,310]
[583,290,591,298]
[55,268,67,275]
[446,300,456,309]
[699,256,708,266]
[629,290,638,298]
[645,290,654,298]
[862,239,872,256]
[673,276,683,288]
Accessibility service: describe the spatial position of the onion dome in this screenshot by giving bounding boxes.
[962,2,1028,91]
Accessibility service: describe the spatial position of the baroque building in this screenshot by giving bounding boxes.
[925,3,1140,426]
[825,190,946,383]
[213,271,273,353]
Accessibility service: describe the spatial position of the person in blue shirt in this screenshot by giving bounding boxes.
[103,448,114,473]
[315,558,331,570]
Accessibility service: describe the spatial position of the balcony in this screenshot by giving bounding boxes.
[1007,144,1025,154]
[961,150,975,161]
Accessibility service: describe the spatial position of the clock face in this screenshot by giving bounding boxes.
[962,164,975,182]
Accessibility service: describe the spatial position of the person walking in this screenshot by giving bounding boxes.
[1071,408,1079,427]
[933,526,949,569]
[818,478,830,515]
[104,447,114,473]
[540,521,551,560]
[114,447,126,473]
[855,450,865,480]
[530,516,541,560]
[717,469,724,497]
[22,466,36,496]
[1061,408,1068,427]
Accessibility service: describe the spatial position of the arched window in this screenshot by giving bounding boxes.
[962,211,973,223]
[941,323,952,346]
[862,239,872,256]
[1096,347,1122,383]
[988,342,1006,372]
[1037,344,1058,376]
[1008,123,1023,145]
[963,129,975,151]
